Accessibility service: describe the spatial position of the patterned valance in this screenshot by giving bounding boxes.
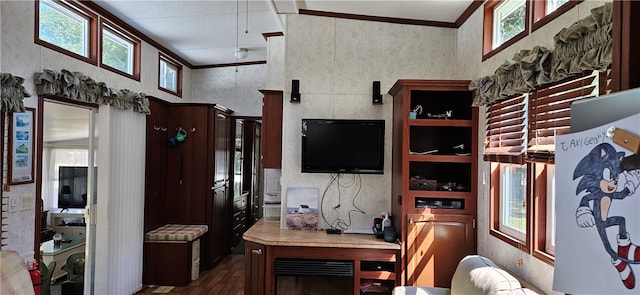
[470,3,612,106]
[34,69,151,114]
[1,73,31,113]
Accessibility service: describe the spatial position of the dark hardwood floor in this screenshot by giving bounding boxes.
[137,254,245,295]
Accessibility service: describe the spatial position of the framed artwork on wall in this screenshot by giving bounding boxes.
[8,107,35,184]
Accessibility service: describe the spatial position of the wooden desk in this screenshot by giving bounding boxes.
[40,239,85,282]
[244,220,401,295]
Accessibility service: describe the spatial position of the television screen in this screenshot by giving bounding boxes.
[301,119,385,174]
[58,166,95,209]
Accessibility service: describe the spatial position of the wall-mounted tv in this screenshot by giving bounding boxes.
[58,166,95,209]
[301,119,385,174]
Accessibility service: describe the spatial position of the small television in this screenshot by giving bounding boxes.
[301,119,385,174]
[58,166,95,209]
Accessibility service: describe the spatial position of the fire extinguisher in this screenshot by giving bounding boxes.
[29,260,41,295]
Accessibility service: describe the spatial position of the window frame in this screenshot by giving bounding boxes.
[483,0,530,61]
[35,0,98,65]
[532,163,555,265]
[532,0,583,32]
[490,162,530,251]
[99,19,141,81]
[158,53,183,97]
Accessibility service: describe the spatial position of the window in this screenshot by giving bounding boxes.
[546,0,570,14]
[493,0,526,48]
[483,0,529,60]
[100,20,140,80]
[36,0,97,63]
[499,163,527,241]
[159,54,182,97]
[532,0,583,31]
[488,70,607,265]
[486,94,529,248]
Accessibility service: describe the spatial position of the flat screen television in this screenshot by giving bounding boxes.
[58,166,95,209]
[301,119,385,174]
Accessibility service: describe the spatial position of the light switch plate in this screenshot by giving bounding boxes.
[8,195,18,213]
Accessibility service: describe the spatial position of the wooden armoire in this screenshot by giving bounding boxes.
[144,98,233,271]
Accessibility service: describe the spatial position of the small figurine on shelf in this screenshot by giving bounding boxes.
[427,110,453,119]
[410,105,423,119]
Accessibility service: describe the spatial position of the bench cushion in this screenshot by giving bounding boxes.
[145,224,208,242]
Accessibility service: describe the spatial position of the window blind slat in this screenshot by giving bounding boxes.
[485,94,527,164]
[527,70,600,163]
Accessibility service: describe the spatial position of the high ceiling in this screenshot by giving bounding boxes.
[93,0,476,67]
[45,0,477,143]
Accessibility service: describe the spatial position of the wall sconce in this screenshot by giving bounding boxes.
[291,79,301,103]
[372,81,383,104]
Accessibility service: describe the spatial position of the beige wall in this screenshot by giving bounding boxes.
[281,14,458,230]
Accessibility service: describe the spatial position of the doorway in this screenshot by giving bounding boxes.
[38,98,98,295]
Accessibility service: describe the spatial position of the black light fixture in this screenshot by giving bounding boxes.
[372,81,383,104]
[60,185,72,212]
[291,79,301,103]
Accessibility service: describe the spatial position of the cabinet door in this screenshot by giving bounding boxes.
[244,241,265,295]
[260,90,283,169]
[214,109,230,183]
[166,105,208,224]
[406,213,475,288]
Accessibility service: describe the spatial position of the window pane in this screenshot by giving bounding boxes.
[39,0,88,56]
[159,60,178,92]
[546,0,570,14]
[493,0,526,48]
[102,29,134,74]
[499,164,527,240]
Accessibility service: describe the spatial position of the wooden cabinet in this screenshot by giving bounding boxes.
[388,80,478,287]
[260,90,283,169]
[406,214,475,287]
[144,98,170,233]
[243,121,263,224]
[204,107,232,269]
[51,209,86,240]
[144,101,233,278]
[244,241,266,295]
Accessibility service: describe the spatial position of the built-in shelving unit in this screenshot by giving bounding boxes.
[389,79,478,287]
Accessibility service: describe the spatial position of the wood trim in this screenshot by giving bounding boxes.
[99,18,142,81]
[611,1,640,91]
[193,60,267,69]
[455,0,486,27]
[34,0,99,66]
[531,164,555,265]
[82,1,194,68]
[158,53,183,98]
[482,0,530,61]
[262,32,284,41]
[488,163,528,251]
[531,0,583,32]
[299,9,457,28]
[34,98,45,258]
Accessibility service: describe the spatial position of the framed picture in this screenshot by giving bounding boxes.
[8,108,35,184]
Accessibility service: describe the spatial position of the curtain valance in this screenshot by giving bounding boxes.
[470,3,612,106]
[1,73,31,113]
[34,69,151,114]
